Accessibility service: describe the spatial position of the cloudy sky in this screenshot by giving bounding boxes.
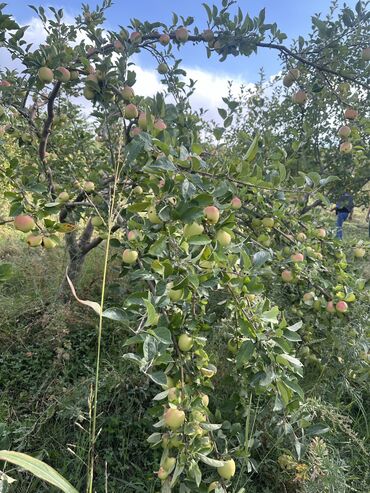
[1,0,358,119]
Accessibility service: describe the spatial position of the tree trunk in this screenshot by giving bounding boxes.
[58,223,94,302]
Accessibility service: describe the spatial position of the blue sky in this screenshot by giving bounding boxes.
[6,0,357,80]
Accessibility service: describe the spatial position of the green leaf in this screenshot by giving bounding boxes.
[276,353,303,368]
[283,331,301,342]
[236,340,255,368]
[188,235,211,245]
[197,454,225,468]
[282,378,304,399]
[148,371,167,386]
[245,134,259,162]
[276,380,291,406]
[102,307,127,321]
[253,250,272,267]
[0,451,78,493]
[286,321,303,332]
[261,306,279,324]
[144,300,159,326]
[305,424,330,436]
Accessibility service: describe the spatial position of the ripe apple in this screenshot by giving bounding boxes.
[262,217,274,228]
[231,196,242,209]
[124,103,138,120]
[336,300,348,313]
[14,215,35,233]
[38,67,54,83]
[204,205,220,224]
[178,333,193,352]
[282,68,300,87]
[130,126,142,137]
[354,247,366,258]
[340,142,352,153]
[292,90,307,104]
[216,230,231,247]
[316,228,326,238]
[42,237,56,249]
[163,407,185,430]
[281,270,293,282]
[83,181,95,192]
[121,85,134,101]
[127,230,137,241]
[58,191,69,202]
[291,253,304,262]
[344,108,358,120]
[183,222,204,238]
[338,125,351,138]
[122,249,138,264]
[27,234,43,247]
[217,459,236,480]
[147,206,162,224]
[202,29,214,42]
[154,119,167,132]
[297,232,307,242]
[362,47,370,61]
[157,63,169,75]
[130,31,142,43]
[175,27,189,42]
[91,216,103,227]
[113,39,123,50]
[159,33,170,46]
[55,67,71,82]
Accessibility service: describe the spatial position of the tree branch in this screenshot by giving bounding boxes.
[38,81,62,200]
[256,42,370,91]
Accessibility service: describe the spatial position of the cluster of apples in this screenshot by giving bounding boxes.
[13,215,57,249]
[338,108,359,153]
[281,228,327,283]
[282,68,308,106]
[122,196,242,267]
[38,66,79,84]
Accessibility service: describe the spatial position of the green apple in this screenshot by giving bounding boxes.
[183,222,204,238]
[163,407,185,430]
[178,333,193,352]
[216,230,231,246]
[262,217,274,228]
[217,459,236,480]
[27,234,43,247]
[122,249,138,264]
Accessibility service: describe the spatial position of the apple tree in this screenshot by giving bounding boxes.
[0,1,369,492]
